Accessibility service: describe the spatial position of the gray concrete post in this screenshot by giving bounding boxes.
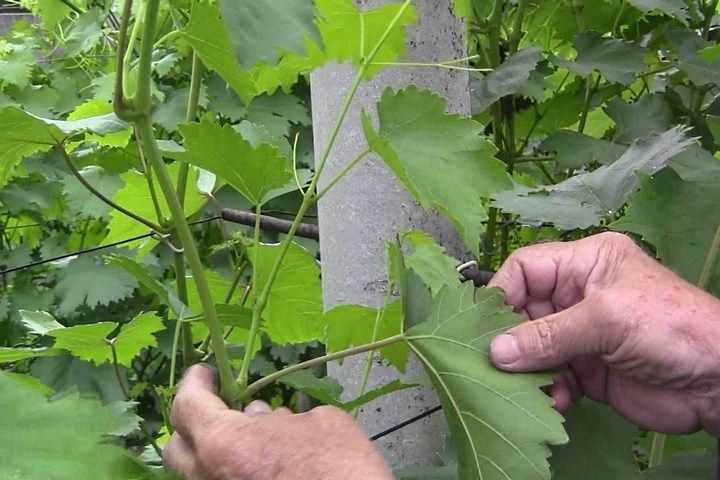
[310,0,470,468]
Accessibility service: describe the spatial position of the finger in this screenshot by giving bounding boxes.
[245,400,272,416]
[164,433,198,479]
[171,364,229,441]
[490,296,626,372]
[274,407,293,415]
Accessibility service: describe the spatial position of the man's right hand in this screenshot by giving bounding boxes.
[489,232,720,436]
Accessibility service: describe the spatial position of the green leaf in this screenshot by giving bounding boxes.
[249,242,324,345]
[540,130,626,169]
[363,87,511,256]
[627,0,690,23]
[184,2,258,104]
[68,99,132,148]
[551,399,640,480]
[405,284,568,479]
[0,44,35,89]
[114,312,165,368]
[606,94,674,144]
[325,301,408,372]
[0,371,148,479]
[554,32,646,85]
[64,8,105,57]
[62,165,123,218]
[216,304,253,329]
[643,451,714,478]
[178,117,292,206]
[19,310,64,335]
[471,48,542,114]
[219,0,320,69]
[279,370,343,405]
[31,356,128,404]
[402,230,461,297]
[54,256,138,316]
[493,127,694,230]
[612,168,720,292]
[23,0,71,27]
[316,0,417,78]
[48,322,116,365]
[0,347,62,364]
[105,163,204,245]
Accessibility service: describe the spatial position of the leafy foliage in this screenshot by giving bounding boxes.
[406,283,568,479]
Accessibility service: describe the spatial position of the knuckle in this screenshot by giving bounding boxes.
[529,319,560,359]
[308,405,351,428]
[596,232,638,253]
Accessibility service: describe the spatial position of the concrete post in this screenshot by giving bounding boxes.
[311,0,470,468]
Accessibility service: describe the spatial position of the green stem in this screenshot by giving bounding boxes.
[130,0,238,404]
[236,0,414,393]
[648,432,667,468]
[174,52,205,370]
[122,0,145,97]
[508,0,529,53]
[169,307,186,390]
[577,75,596,134]
[353,287,394,418]
[237,204,264,387]
[113,0,138,121]
[315,150,371,201]
[612,0,626,35]
[243,335,406,400]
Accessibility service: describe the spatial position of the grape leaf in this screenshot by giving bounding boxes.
[612,168,720,293]
[219,0,320,68]
[48,322,117,365]
[402,230,461,297]
[493,127,694,230]
[471,48,542,114]
[0,43,35,89]
[54,256,138,315]
[105,163,204,245]
[605,94,674,144]
[249,242,324,345]
[405,284,568,479]
[627,0,690,23]
[316,0,417,78]
[540,130,627,169]
[0,347,62,364]
[21,0,71,27]
[0,371,150,479]
[341,379,417,412]
[31,356,128,404]
[62,165,123,218]
[551,399,640,480]
[19,310,64,335]
[643,451,715,478]
[113,312,165,367]
[184,1,258,104]
[68,99,132,148]
[554,32,646,85]
[279,370,343,405]
[178,117,292,206]
[325,301,407,372]
[363,87,512,256]
[63,8,105,57]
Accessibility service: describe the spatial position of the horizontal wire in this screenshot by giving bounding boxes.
[0,215,221,276]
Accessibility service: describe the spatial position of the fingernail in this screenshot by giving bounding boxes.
[491,334,520,366]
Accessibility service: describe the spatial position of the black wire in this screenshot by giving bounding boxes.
[370,404,443,441]
[0,215,222,276]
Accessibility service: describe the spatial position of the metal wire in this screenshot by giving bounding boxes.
[0,215,221,276]
[370,404,443,441]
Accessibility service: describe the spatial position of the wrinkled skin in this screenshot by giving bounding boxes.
[489,232,720,435]
[166,232,720,479]
[164,365,393,480]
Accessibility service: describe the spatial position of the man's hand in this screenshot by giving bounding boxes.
[164,365,392,480]
[489,232,720,436]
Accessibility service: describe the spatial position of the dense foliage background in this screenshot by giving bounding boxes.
[0,0,719,479]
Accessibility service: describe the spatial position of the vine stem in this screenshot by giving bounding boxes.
[58,145,162,232]
[242,335,406,401]
[236,0,414,393]
[649,223,720,466]
[126,0,239,404]
[315,149,371,201]
[176,51,205,370]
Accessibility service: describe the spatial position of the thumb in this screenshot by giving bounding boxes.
[490,298,621,372]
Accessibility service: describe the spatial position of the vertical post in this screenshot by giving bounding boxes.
[311,0,470,468]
